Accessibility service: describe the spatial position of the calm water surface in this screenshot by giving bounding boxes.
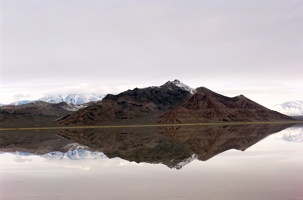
[0,124,302,200]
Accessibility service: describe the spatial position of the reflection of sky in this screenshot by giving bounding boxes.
[270,125,303,143]
[1,135,302,200]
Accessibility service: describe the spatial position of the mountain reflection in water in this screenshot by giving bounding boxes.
[0,124,292,169]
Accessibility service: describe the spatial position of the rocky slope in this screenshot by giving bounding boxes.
[159,87,293,123]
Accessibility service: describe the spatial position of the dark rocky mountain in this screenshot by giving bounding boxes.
[0,101,76,127]
[58,80,293,126]
[1,124,292,169]
[58,80,192,125]
[159,87,293,123]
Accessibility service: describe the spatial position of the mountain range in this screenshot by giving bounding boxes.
[2,86,302,118]
[0,80,296,128]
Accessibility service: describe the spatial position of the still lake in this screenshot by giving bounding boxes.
[1,124,302,200]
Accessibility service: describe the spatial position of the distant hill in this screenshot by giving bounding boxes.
[272,100,303,116]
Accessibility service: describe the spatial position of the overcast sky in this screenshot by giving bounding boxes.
[0,0,302,106]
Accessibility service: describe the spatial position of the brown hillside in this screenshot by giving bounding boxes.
[159,87,293,123]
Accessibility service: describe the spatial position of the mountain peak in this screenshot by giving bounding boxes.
[164,79,195,94]
[236,94,247,99]
[172,79,181,84]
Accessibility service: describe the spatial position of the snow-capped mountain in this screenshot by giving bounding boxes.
[272,100,303,116]
[0,93,107,106]
[162,79,195,94]
[39,93,106,105]
[171,79,196,94]
[39,94,64,104]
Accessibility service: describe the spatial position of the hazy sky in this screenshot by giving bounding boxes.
[1,0,302,106]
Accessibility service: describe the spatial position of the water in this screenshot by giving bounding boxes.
[0,124,302,200]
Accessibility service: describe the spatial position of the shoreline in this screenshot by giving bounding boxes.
[1,121,302,131]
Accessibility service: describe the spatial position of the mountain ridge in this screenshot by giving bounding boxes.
[58,80,294,126]
[0,80,295,128]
